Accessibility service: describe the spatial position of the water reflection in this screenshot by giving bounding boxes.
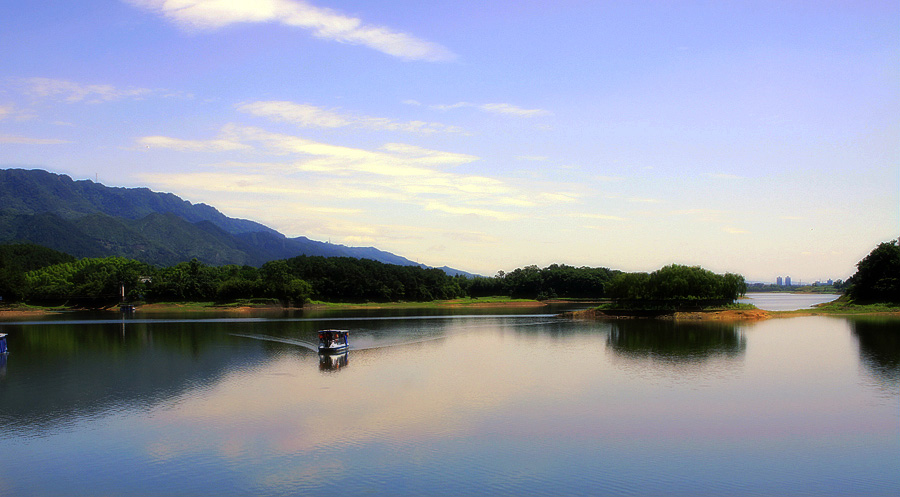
[0,321,271,434]
[1,311,898,497]
[607,320,746,363]
[319,351,349,372]
[850,318,900,388]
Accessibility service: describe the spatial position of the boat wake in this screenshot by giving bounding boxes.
[230,317,561,352]
[230,333,318,352]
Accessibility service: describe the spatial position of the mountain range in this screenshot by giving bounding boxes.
[0,168,472,276]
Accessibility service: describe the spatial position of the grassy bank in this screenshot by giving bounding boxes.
[772,300,900,317]
[1,296,553,319]
[569,299,899,321]
[4,297,898,321]
[304,296,548,310]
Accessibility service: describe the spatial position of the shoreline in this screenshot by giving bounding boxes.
[2,299,898,322]
[0,298,567,320]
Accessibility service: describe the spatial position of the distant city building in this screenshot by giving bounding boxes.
[827,279,833,285]
[785,276,792,286]
[776,276,783,286]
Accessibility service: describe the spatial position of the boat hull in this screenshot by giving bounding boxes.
[318,344,349,353]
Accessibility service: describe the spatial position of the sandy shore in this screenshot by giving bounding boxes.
[0,308,62,319]
[567,308,771,321]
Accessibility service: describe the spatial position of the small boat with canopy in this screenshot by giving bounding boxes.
[318,329,349,353]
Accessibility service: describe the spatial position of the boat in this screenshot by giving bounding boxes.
[0,333,8,355]
[318,329,349,353]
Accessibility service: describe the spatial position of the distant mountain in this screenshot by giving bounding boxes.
[0,168,275,235]
[0,168,467,273]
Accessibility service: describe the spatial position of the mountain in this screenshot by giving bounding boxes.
[0,168,467,273]
[0,168,275,235]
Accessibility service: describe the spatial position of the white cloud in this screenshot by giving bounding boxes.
[0,134,72,145]
[430,101,550,117]
[237,101,465,134]
[479,103,550,117]
[378,143,477,166]
[137,135,251,152]
[424,201,519,221]
[0,105,12,120]
[127,0,455,61]
[430,102,473,111]
[136,125,582,226]
[18,77,156,103]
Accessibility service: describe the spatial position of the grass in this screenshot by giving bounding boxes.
[779,300,900,315]
[307,296,542,309]
[593,301,754,312]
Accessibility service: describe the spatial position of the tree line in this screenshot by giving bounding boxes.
[2,243,756,307]
[605,264,747,302]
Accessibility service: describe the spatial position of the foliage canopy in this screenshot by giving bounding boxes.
[847,239,900,303]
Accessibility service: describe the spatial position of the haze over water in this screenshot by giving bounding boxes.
[1,296,897,496]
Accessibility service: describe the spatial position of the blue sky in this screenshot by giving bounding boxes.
[1,0,897,282]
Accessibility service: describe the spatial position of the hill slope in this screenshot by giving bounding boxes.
[0,168,467,273]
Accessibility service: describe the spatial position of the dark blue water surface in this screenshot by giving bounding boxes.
[0,299,897,496]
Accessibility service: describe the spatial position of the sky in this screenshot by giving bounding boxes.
[1,0,897,282]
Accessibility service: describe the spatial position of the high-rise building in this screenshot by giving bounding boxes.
[776,276,783,286]
[785,276,792,286]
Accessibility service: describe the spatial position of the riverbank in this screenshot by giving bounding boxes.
[3,298,897,321]
[566,308,772,321]
[0,297,575,320]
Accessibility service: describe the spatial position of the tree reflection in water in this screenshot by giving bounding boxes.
[606,320,746,363]
[850,318,900,388]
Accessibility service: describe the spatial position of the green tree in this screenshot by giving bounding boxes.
[0,243,76,302]
[846,239,900,303]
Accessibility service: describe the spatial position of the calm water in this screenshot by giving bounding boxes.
[738,292,841,311]
[0,300,897,496]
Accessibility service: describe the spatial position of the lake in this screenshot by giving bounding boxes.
[1,298,898,496]
[738,292,841,311]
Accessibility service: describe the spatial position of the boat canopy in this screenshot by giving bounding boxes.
[318,329,349,339]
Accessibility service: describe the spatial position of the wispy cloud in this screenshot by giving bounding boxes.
[18,77,154,103]
[138,135,251,152]
[423,201,519,221]
[479,103,550,117]
[0,134,72,145]
[136,125,577,223]
[430,101,550,117]
[0,105,12,120]
[723,226,749,234]
[237,101,465,134]
[127,0,455,62]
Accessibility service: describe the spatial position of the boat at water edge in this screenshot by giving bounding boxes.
[318,329,349,353]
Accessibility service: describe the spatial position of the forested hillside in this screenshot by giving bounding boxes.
[0,168,450,271]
